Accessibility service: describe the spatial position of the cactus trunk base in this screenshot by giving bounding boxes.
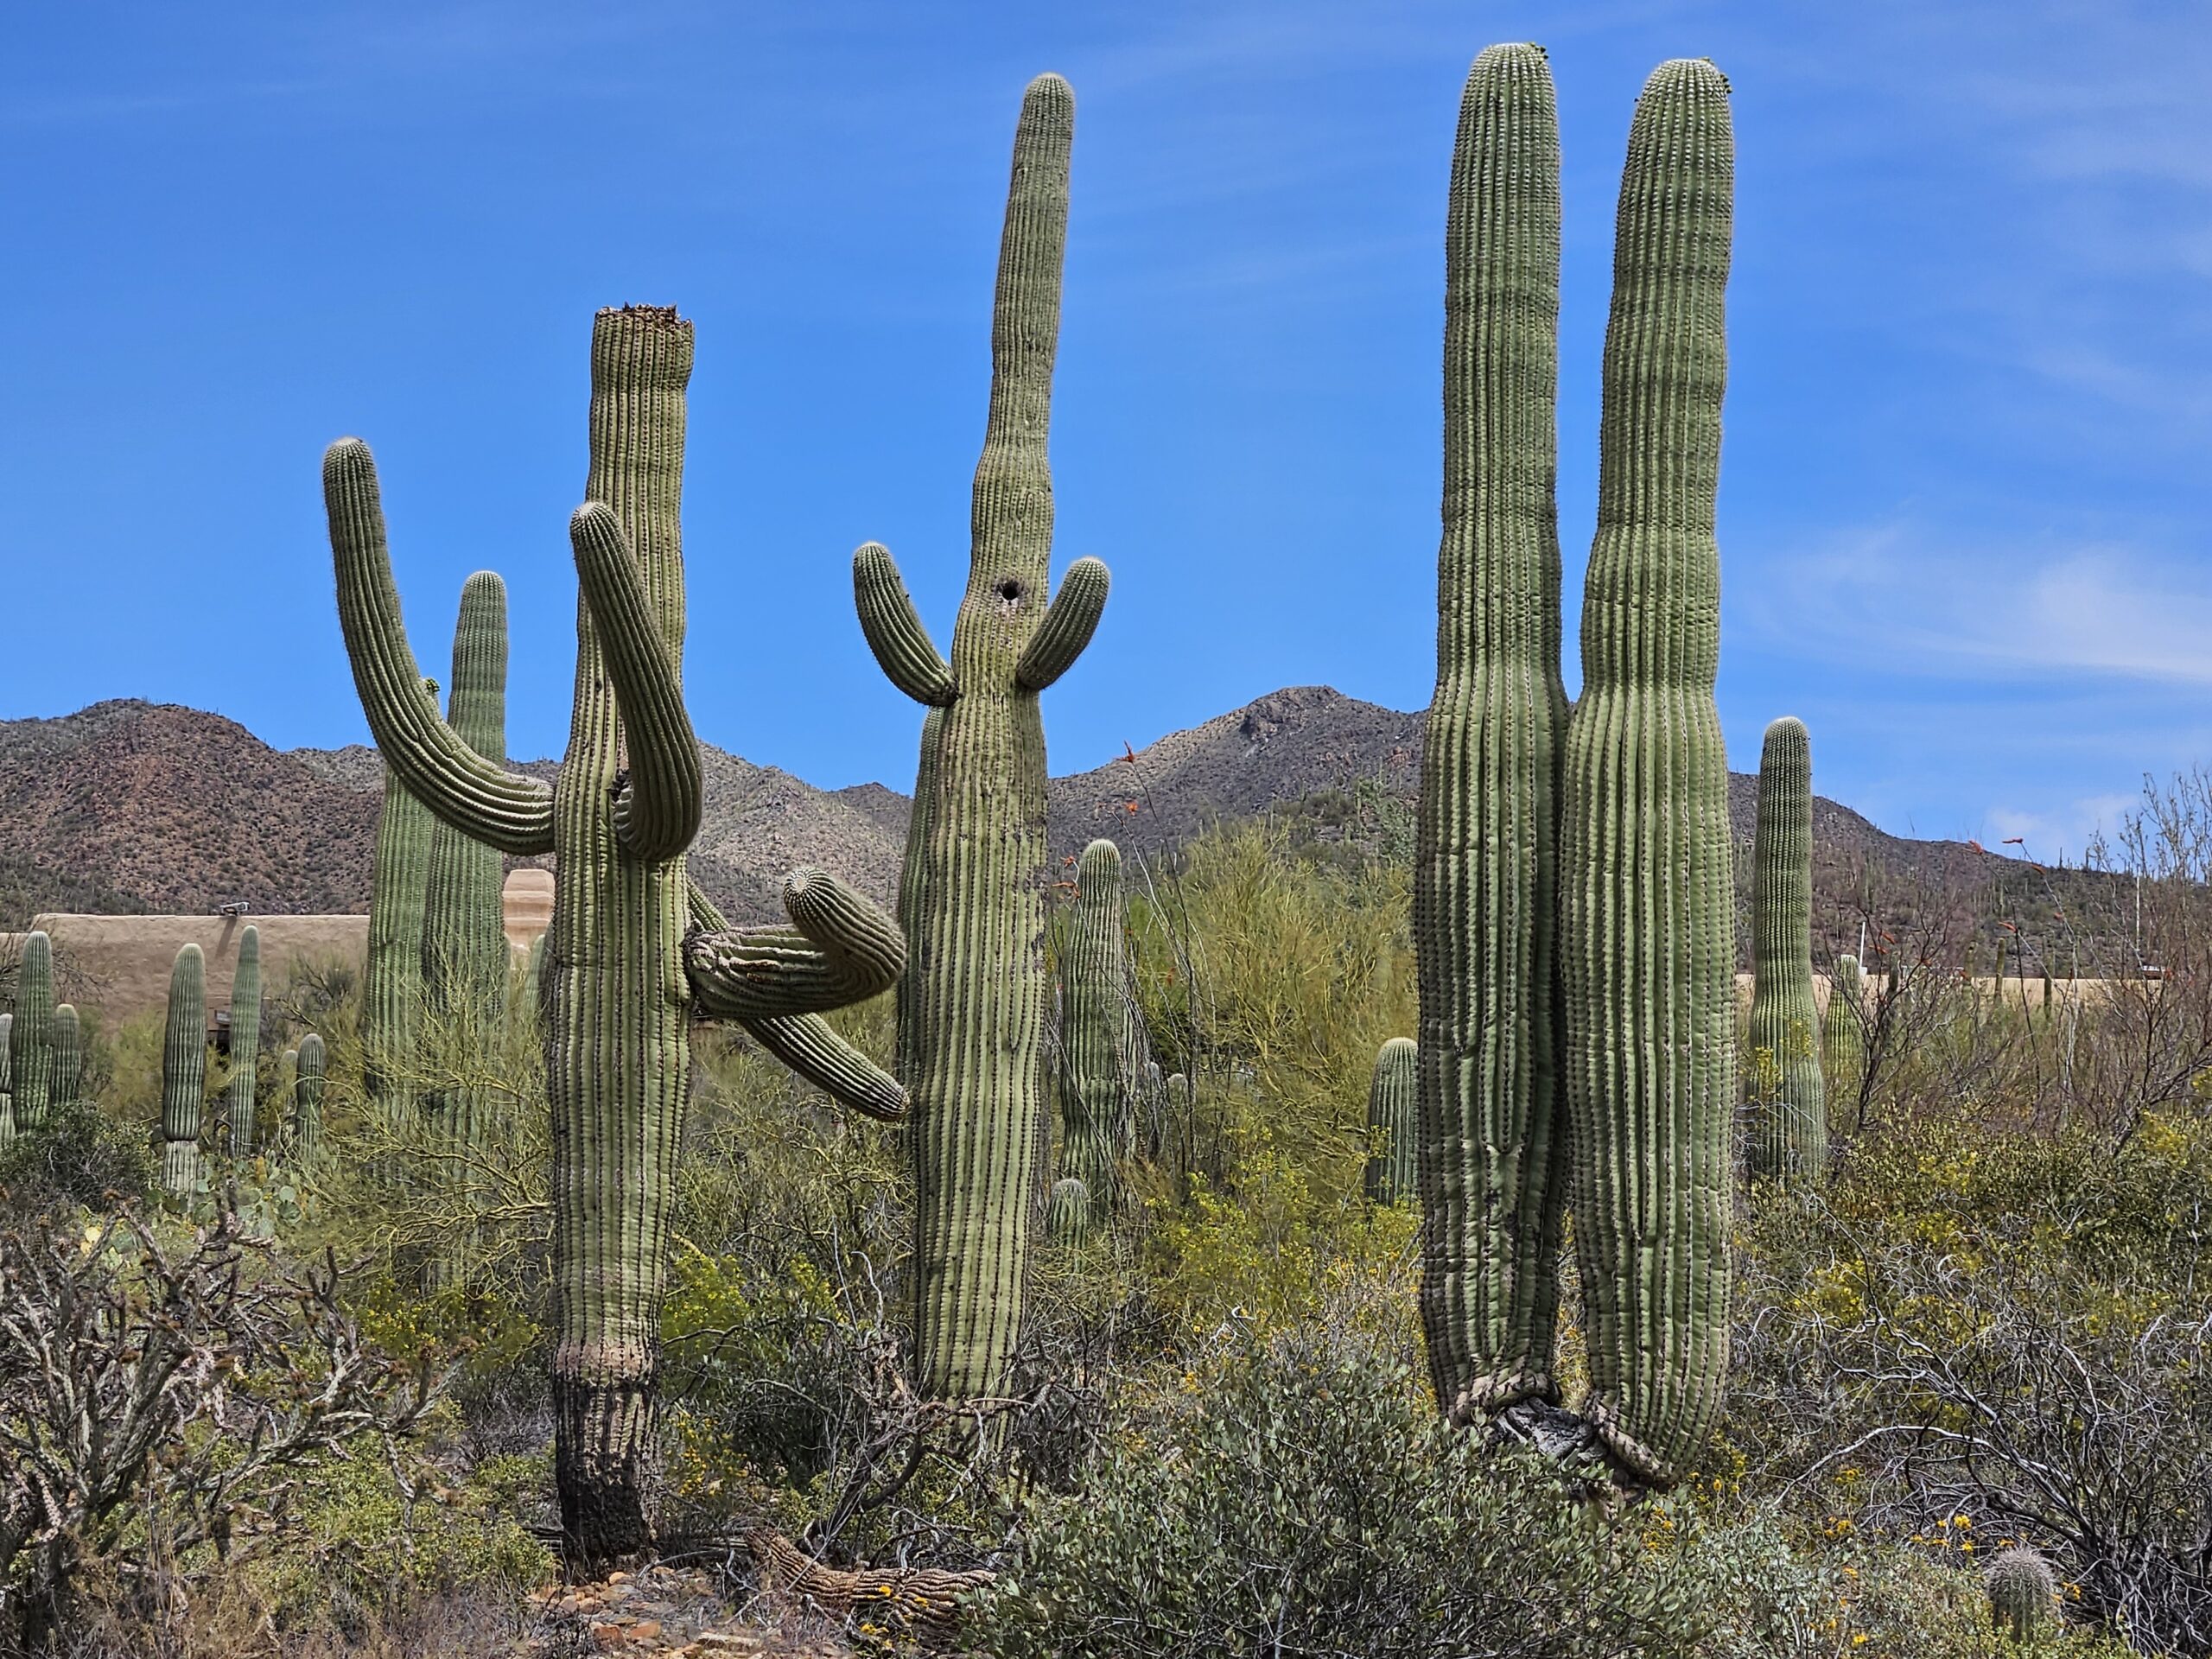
[556,1376,657,1560]
[163,1141,201,1197]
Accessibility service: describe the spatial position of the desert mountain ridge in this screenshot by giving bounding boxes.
[0,689,2067,962]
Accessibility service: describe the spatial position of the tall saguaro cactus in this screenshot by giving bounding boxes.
[326,305,906,1562]
[1746,716,1825,1182]
[423,572,512,1082]
[1365,1037,1421,1205]
[853,74,1109,1399]
[294,1032,327,1155]
[0,1013,12,1147]
[1056,838,1135,1229]
[51,1005,82,1109]
[1560,58,1738,1488]
[1413,42,1570,1428]
[227,925,262,1159]
[366,703,436,1132]
[161,944,208,1197]
[10,931,54,1132]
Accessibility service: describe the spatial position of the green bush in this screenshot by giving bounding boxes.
[969,1294,1815,1659]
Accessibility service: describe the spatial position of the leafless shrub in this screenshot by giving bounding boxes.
[0,1202,448,1649]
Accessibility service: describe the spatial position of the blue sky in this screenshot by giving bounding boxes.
[4,3,2207,858]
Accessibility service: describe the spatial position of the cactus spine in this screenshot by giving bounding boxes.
[1056,838,1135,1229]
[294,1033,327,1155]
[1414,42,1569,1427]
[226,925,262,1159]
[161,944,207,1196]
[10,931,54,1132]
[1986,1545,2056,1641]
[327,306,904,1562]
[366,708,435,1133]
[1365,1038,1420,1205]
[1560,58,1738,1488]
[1747,717,1825,1181]
[853,75,1109,1400]
[51,1005,82,1109]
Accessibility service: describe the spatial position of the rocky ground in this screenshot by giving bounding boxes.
[522,1564,854,1657]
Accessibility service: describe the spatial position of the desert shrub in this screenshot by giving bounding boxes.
[0,1096,155,1216]
[971,1274,1826,1659]
[0,1205,448,1648]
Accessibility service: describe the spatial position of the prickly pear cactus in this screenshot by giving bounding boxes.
[161,944,208,1197]
[1746,717,1825,1182]
[227,925,263,1160]
[1560,57,1738,1489]
[1414,41,1570,1427]
[1365,1038,1420,1205]
[1986,1545,2057,1641]
[10,931,54,1132]
[852,75,1109,1400]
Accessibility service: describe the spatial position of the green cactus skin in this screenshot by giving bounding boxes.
[895,704,945,1090]
[226,925,262,1160]
[1044,1175,1090,1243]
[1986,1545,2056,1640]
[0,1012,12,1147]
[294,1033,327,1155]
[1746,717,1826,1182]
[852,74,1109,1402]
[366,709,436,1134]
[1413,42,1570,1428]
[10,931,54,1132]
[1056,839,1135,1228]
[423,570,512,1146]
[51,1005,82,1109]
[161,944,208,1197]
[1825,952,1864,1089]
[1365,1038,1420,1205]
[326,306,905,1562]
[279,1046,299,1137]
[1560,58,1737,1490]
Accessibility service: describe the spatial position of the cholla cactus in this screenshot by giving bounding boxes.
[852,75,1109,1400]
[1986,1545,2057,1641]
[161,944,208,1197]
[1560,57,1738,1488]
[10,931,54,1131]
[1365,1038,1419,1205]
[227,925,263,1160]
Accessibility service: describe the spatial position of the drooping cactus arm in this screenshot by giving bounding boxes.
[738,1013,908,1124]
[1014,556,1109,691]
[683,875,910,1122]
[683,866,904,1020]
[854,543,957,706]
[324,438,556,856]
[569,502,702,862]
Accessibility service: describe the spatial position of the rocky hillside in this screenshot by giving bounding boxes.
[0,692,2098,969]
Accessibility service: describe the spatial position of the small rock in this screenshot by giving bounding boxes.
[607,1569,632,1584]
[589,1622,628,1652]
[629,1622,663,1643]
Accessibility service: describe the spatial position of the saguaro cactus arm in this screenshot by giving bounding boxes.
[683,868,904,1020]
[854,543,958,706]
[569,502,702,862]
[683,878,909,1122]
[324,438,556,856]
[1014,556,1109,691]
